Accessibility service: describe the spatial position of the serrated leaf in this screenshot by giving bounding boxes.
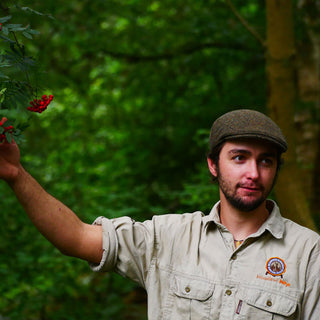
[0,16,12,23]
[22,32,33,39]
[12,133,25,144]
[13,128,21,135]
[28,29,40,35]
[20,7,54,20]
[5,132,12,143]
[0,62,11,67]
[0,72,9,79]
[0,88,6,102]
[2,26,9,36]
[16,122,30,131]
[9,27,26,32]
[0,34,15,44]
[5,24,23,29]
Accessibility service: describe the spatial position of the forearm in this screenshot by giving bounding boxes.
[8,165,103,263]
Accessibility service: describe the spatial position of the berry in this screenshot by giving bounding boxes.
[0,118,14,143]
[27,94,54,113]
[0,117,8,126]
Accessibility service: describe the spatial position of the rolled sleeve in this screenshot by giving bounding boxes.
[89,216,119,272]
[88,215,155,287]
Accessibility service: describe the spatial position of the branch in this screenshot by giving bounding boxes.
[99,41,260,63]
[225,0,266,48]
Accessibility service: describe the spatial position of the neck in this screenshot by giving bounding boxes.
[219,196,270,241]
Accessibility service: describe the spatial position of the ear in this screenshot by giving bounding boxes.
[207,157,218,177]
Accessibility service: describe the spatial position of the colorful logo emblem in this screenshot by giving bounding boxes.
[266,257,286,278]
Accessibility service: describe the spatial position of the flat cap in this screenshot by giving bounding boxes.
[209,109,288,153]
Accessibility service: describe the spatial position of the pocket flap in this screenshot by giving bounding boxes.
[244,287,298,316]
[172,275,214,301]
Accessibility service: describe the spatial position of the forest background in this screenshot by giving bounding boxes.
[0,0,319,319]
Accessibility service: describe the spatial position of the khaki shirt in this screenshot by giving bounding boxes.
[90,200,320,319]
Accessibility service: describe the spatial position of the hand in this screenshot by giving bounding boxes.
[0,139,21,182]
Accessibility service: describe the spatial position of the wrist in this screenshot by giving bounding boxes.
[6,164,26,188]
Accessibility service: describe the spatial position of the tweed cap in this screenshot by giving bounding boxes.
[209,109,288,153]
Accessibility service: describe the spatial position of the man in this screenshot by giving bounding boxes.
[0,109,319,319]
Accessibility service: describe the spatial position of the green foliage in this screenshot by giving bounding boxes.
[0,0,280,319]
[0,5,53,142]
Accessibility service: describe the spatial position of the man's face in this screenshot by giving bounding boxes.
[207,139,278,212]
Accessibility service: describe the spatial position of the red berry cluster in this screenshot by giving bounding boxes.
[28,94,54,113]
[0,117,14,143]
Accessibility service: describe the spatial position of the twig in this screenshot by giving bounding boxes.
[100,41,259,63]
[11,31,31,88]
[225,0,265,48]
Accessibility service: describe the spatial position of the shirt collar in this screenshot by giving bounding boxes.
[257,200,284,239]
[204,200,284,239]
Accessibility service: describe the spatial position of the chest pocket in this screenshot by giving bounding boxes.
[238,287,298,320]
[163,274,215,320]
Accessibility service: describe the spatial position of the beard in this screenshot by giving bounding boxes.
[217,170,275,212]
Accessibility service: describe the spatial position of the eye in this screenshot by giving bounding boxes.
[260,158,274,167]
[232,155,246,162]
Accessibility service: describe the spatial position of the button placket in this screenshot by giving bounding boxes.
[219,287,236,319]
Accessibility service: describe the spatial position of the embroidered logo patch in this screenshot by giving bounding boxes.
[266,257,286,278]
[257,257,290,287]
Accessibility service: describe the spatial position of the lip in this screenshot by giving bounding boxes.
[239,186,261,192]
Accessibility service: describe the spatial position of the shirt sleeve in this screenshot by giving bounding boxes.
[301,238,320,319]
[88,216,119,272]
[88,215,155,287]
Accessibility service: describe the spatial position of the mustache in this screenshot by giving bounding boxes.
[236,183,265,191]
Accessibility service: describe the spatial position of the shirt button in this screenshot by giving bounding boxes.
[266,300,272,307]
[185,287,191,293]
[225,289,232,296]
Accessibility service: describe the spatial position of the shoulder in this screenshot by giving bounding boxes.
[151,211,205,226]
[150,211,206,239]
[269,201,319,246]
[282,217,320,246]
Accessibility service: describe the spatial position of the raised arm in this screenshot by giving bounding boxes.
[0,140,103,264]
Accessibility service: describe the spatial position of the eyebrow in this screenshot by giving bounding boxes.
[228,149,277,158]
[228,149,251,155]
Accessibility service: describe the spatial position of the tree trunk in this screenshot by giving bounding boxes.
[296,0,320,224]
[265,0,316,230]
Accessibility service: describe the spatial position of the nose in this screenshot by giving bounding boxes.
[246,160,259,180]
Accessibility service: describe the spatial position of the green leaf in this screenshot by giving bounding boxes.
[0,72,9,79]
[20,7,55,20]
[5,131,12,143]
[28,29,40,35]
[22,32,33,39]
[0,34,15,44]
[0,16,12,23]
[5,24,23,29]
[0,88,7,103]
[8,27,26,32]
[2,26,9,36]
[20,6,45,15]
